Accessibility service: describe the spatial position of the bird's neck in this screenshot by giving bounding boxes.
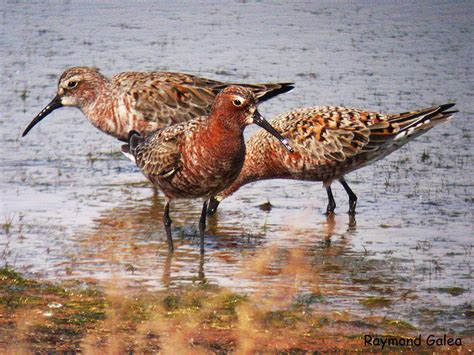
[218,132,288,199]
[80,79,118,138]
[190,115,246,170]
[207,115,245,145]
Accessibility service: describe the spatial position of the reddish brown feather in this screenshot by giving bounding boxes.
[29,67,294,141]
[217,104,456,200]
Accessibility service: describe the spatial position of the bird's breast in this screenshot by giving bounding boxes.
[157,132,246,199]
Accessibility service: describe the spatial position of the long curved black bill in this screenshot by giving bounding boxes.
[253,110,293,153]
[22,95,63,137]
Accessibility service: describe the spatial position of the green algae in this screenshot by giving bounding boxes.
[0,266,105,351]
[359,296,393,308]
[1,267,461,352]
[437,286,467,297]
[263,310,301,329]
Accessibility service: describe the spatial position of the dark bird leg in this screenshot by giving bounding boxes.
[163,201,174,252]
[199,200,208,254]
[161,253,172,287]
[339,177,358,215]
[207,197,220,216]
[348,213,357,230]
[198,250,205,281]
[326,186,336,215]
[324,212,335,247]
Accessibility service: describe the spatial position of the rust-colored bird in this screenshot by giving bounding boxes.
[207,103,457,216]
[22,67,294,141]
[121,86,293,252]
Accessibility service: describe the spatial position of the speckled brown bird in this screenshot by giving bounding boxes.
[22,67,294,141]
[121,86,293,252]
[207,103,457,216]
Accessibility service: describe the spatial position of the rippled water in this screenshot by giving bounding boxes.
[1,1,472,334]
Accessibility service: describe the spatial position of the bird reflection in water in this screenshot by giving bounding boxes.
[70,188,360,290]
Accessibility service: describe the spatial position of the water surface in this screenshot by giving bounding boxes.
[1,1,472,335]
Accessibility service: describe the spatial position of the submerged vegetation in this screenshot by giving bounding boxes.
[1,266,470,352]
[0,267,105,352]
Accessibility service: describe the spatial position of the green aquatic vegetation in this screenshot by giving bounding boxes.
[294,292,324,308]
[436,286,467,297]
[263,310,301,328]
[2,215,14,234]
[0,267,42,309]
[258,200,273,212]
[0,267,24,282]
[20,89,28,101]
[0,266,105,350]
[421,150,431,163]
[86,152,99,164]
[125,263,136,273]
[316,316,330,328]
[0,267,450,352]
[102,150,126,160]
[163,294,181,311]
[359,297,393,308]
[222,293,248,314]
[382,318,417,330]
[201,293,248,329]
[335,319,378,329]
[398,156,410,165]
[296,72,318,79]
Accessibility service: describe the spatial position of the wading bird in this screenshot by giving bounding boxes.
[207,103,456,216]
[122,86,293,252]
[23,67,294,141]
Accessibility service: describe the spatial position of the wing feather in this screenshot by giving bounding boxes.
[268,107,371,163]
[131,116,209,178]
[364,103,456,149]
[113,72,294,126]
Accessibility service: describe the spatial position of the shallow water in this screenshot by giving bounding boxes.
[1,1,473,335]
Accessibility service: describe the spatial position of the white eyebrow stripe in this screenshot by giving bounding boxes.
[63,75,82,84]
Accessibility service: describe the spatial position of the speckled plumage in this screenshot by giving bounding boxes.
[23,67,294,141]
[122,86,292,252]
[129,114,247,200]
[211,103,457,214]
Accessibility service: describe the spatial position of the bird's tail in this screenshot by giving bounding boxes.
[121,130,144,164]
[366,103,457,150]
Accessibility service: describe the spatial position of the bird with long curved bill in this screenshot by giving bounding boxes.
[22,67,294,142]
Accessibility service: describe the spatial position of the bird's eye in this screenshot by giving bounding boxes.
[233,99,243,107]
[67,81,77,89]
